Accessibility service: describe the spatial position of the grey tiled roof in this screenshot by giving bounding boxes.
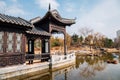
[0,13,33,28]
[30,10,75,25]
[51,10,75,25]
[26,27,51,36]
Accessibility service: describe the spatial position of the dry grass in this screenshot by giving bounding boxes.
[26,46,120,55]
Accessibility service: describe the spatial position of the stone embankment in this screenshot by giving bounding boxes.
[0,53,76,79]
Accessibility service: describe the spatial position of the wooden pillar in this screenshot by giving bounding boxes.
[64,31,67,55]
[41,39,50,61]
[28,39,34,64]
[41,39,50,53]
[48,38,50,54]
[48,38,51,60]
[41,39,45,53]
[28,39,34,54]
[22,34,26,63]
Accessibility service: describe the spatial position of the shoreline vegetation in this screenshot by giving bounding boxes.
[33,46,120,56]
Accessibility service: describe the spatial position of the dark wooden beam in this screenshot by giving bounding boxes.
[64,31,67,55]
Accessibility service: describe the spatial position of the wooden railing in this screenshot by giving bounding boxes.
[25,53,50,62]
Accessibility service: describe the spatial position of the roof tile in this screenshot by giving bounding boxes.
[26,27,51,36]
[0,13,33,28]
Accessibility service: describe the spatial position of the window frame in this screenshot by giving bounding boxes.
[0,31,24,54]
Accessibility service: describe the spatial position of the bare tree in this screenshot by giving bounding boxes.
[92,32,105,48]
[79,27,93,39]
[66,33,71,47]
[85,34,93,50]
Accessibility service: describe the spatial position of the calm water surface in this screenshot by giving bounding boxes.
[51,53,120,80]
[8,53,120,80]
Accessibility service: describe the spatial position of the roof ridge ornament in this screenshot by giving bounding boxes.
[48,3,51,11]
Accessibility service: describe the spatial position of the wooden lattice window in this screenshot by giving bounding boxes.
[6,32,14,52]
[0,32,4,53]
[16,33,22,52]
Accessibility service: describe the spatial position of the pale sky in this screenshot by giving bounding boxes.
[0,0,120,39]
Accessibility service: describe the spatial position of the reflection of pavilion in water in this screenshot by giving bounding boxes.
[50,65,75,80]
[19,65,75,80]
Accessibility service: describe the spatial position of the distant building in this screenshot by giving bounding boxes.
[116,30,120,42]
[115,30,120,48]
[117,30,120,38]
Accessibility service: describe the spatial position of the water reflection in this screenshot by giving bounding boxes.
[26,74,50,80]
[52,53,120,80]
[6,53,120,80]
[76,56,107,80]
[51,65,75,80]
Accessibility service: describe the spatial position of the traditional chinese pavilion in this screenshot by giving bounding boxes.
[0,6,75,67]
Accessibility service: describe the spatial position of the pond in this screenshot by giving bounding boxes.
[7,53,120,80]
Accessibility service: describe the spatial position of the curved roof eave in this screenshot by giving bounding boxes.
[32,10,76,26]
[50,10,75,25]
